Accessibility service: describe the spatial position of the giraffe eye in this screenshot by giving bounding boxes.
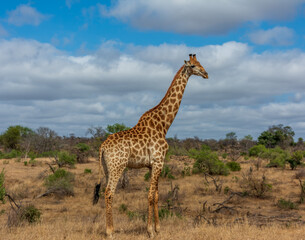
[191,65,195,68]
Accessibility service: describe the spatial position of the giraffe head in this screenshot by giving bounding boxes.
[184,54,208,79]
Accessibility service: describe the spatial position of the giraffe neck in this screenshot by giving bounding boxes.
[137,65,191,136]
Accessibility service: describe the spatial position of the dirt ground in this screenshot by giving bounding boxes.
[1,156,305,239]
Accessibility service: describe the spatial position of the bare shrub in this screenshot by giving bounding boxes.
[240,168,272,198]
[7,204,41,227]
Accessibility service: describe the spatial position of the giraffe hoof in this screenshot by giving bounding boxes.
[147,228,154,238]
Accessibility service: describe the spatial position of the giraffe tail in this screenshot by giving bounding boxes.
[93,147,103,205]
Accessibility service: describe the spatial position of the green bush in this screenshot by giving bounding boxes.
[0,169,5,204]
[167,145,189,157]
[226,161,241,171]
[277,198,298,210]
[181,165,191,177]
[287,151,303,170]
[44,169,74,196]
[0,149,21,159]
[119,203,128,213]
[144,171,151,181]
[84,168,92,174]
[158,207,173,220]
[265,147,290,168]
[57,151,76,167]
[76,143,90,152]
[21,205,41,223]
[161,165,175,179]
[39,151,58,157]
[190,145,229,176]
[248,144,267,157]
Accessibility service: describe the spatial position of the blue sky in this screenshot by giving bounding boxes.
[1,0,305,140]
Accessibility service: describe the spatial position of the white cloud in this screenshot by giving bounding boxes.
[0,24,8,37]
[99,0,305,35]
[7,4,49,26]
[1,39,305,138]
[248,27,295,46]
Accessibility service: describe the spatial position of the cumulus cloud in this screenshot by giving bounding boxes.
[1,39,305,138]
[7,4,50,26]
[99,0,305,35]
[248,27,295,46]
[0,24,8,37]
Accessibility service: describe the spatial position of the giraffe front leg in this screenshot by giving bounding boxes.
[154,183,160,233]
[147,165,162,238]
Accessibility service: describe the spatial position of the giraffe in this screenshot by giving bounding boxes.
[93,54,208,237]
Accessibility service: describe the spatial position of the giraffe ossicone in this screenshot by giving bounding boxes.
[93,54,208,238]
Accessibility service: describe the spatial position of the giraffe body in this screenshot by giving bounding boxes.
[94,54,208,237]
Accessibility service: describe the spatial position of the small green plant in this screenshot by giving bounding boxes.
[119,203,128,213]
[190,145,229,176]
[144,171,151,181]
[76,143,90,152]
[226,161,241,171]
[127,210,137,220]
[56,151,76,167]
[7,204,41,226]
[161,165,175,179]
[24,161,28,166]
[248,144,267,157]
[277,198,298,210]
[0,150,21,159]
[181,165,191,177]
[158,207,173,220]
[224,186,231,194]
[84,168,92,174]
[44,168,74,196]
[222,153,228,159]
[21,204,41,223]
[287,151,303,170]
[0,168,5,204]
[29,158,37,166]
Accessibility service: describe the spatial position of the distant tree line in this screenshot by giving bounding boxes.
[0,123,304,161]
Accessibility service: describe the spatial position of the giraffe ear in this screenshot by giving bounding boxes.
[184,60,191,66]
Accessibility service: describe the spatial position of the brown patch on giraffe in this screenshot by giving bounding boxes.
[170,98,176,104]
[149,119,155,128]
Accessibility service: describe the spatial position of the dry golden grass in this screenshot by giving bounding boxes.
[1,156,305,239]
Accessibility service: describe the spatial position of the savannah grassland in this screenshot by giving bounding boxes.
[1,155,305,240]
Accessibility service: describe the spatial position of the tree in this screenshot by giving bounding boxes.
[0,125,33,150]
[225,132,237,140]
[258,124,295,148]
[86,126,106,139]
[105,123,130,137]
[31,127,60,154]
[243,135,253,141]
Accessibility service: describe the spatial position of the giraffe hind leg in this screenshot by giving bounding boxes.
[104,162,126,237]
